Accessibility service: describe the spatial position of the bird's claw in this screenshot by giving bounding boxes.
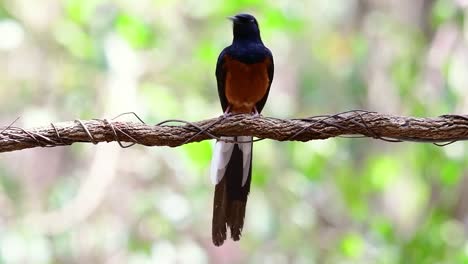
[223,105,232,118]
[252,107,261,117]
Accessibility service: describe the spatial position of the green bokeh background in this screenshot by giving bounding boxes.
[1,0,468,263]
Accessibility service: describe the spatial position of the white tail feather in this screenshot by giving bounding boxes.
[210,137,235,185]
[238,136,252,187]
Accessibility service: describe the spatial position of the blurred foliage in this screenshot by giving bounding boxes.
[2,0,468,263]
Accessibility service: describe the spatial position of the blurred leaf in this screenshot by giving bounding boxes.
[392,58,418,95]
[335,166,369,220]
[65,0,102,25]
[263,8,303,32]
[0,5,7,18]
[195,41,218,63]
[456,250,468,264]
[371,217,395,242]
[54,20,95,59]
[403,211,448,264]
[440,160,462,186]
[0,167,21,204]
[182,141,212,171]
[367,156,401,191]
[290,142,326,181]
[340,233,364,259]
[251,166,268,187]
[351,35,368,60]
[431,0,457,26]
[128,232,152,255]
[219,0,265,14]
[115,14,155,49]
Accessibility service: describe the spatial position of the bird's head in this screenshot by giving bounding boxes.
[229,13,261,42]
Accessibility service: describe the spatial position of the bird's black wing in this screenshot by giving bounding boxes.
[215,47,230,112]
[254,47,274,113]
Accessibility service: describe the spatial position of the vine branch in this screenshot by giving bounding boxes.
[1,110,468,153]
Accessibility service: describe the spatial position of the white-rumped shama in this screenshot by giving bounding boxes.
[210,13,274,246]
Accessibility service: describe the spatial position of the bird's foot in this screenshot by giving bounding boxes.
[222,105,232,118]
[252,107,261,117]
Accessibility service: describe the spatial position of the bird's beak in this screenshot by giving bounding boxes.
[228,16,238,22]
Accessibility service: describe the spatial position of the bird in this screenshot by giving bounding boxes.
[210,13,274,246]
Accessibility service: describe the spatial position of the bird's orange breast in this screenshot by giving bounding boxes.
[224,55,271,113]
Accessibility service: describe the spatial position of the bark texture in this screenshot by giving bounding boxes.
[1,111,468,153]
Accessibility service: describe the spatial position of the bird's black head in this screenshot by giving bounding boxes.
[229,13,262,43]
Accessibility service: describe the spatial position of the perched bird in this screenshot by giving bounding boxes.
[210,13,274,246]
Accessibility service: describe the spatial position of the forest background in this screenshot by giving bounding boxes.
[1,0,467,263]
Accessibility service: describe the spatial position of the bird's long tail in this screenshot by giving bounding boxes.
[210,136,252,246]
